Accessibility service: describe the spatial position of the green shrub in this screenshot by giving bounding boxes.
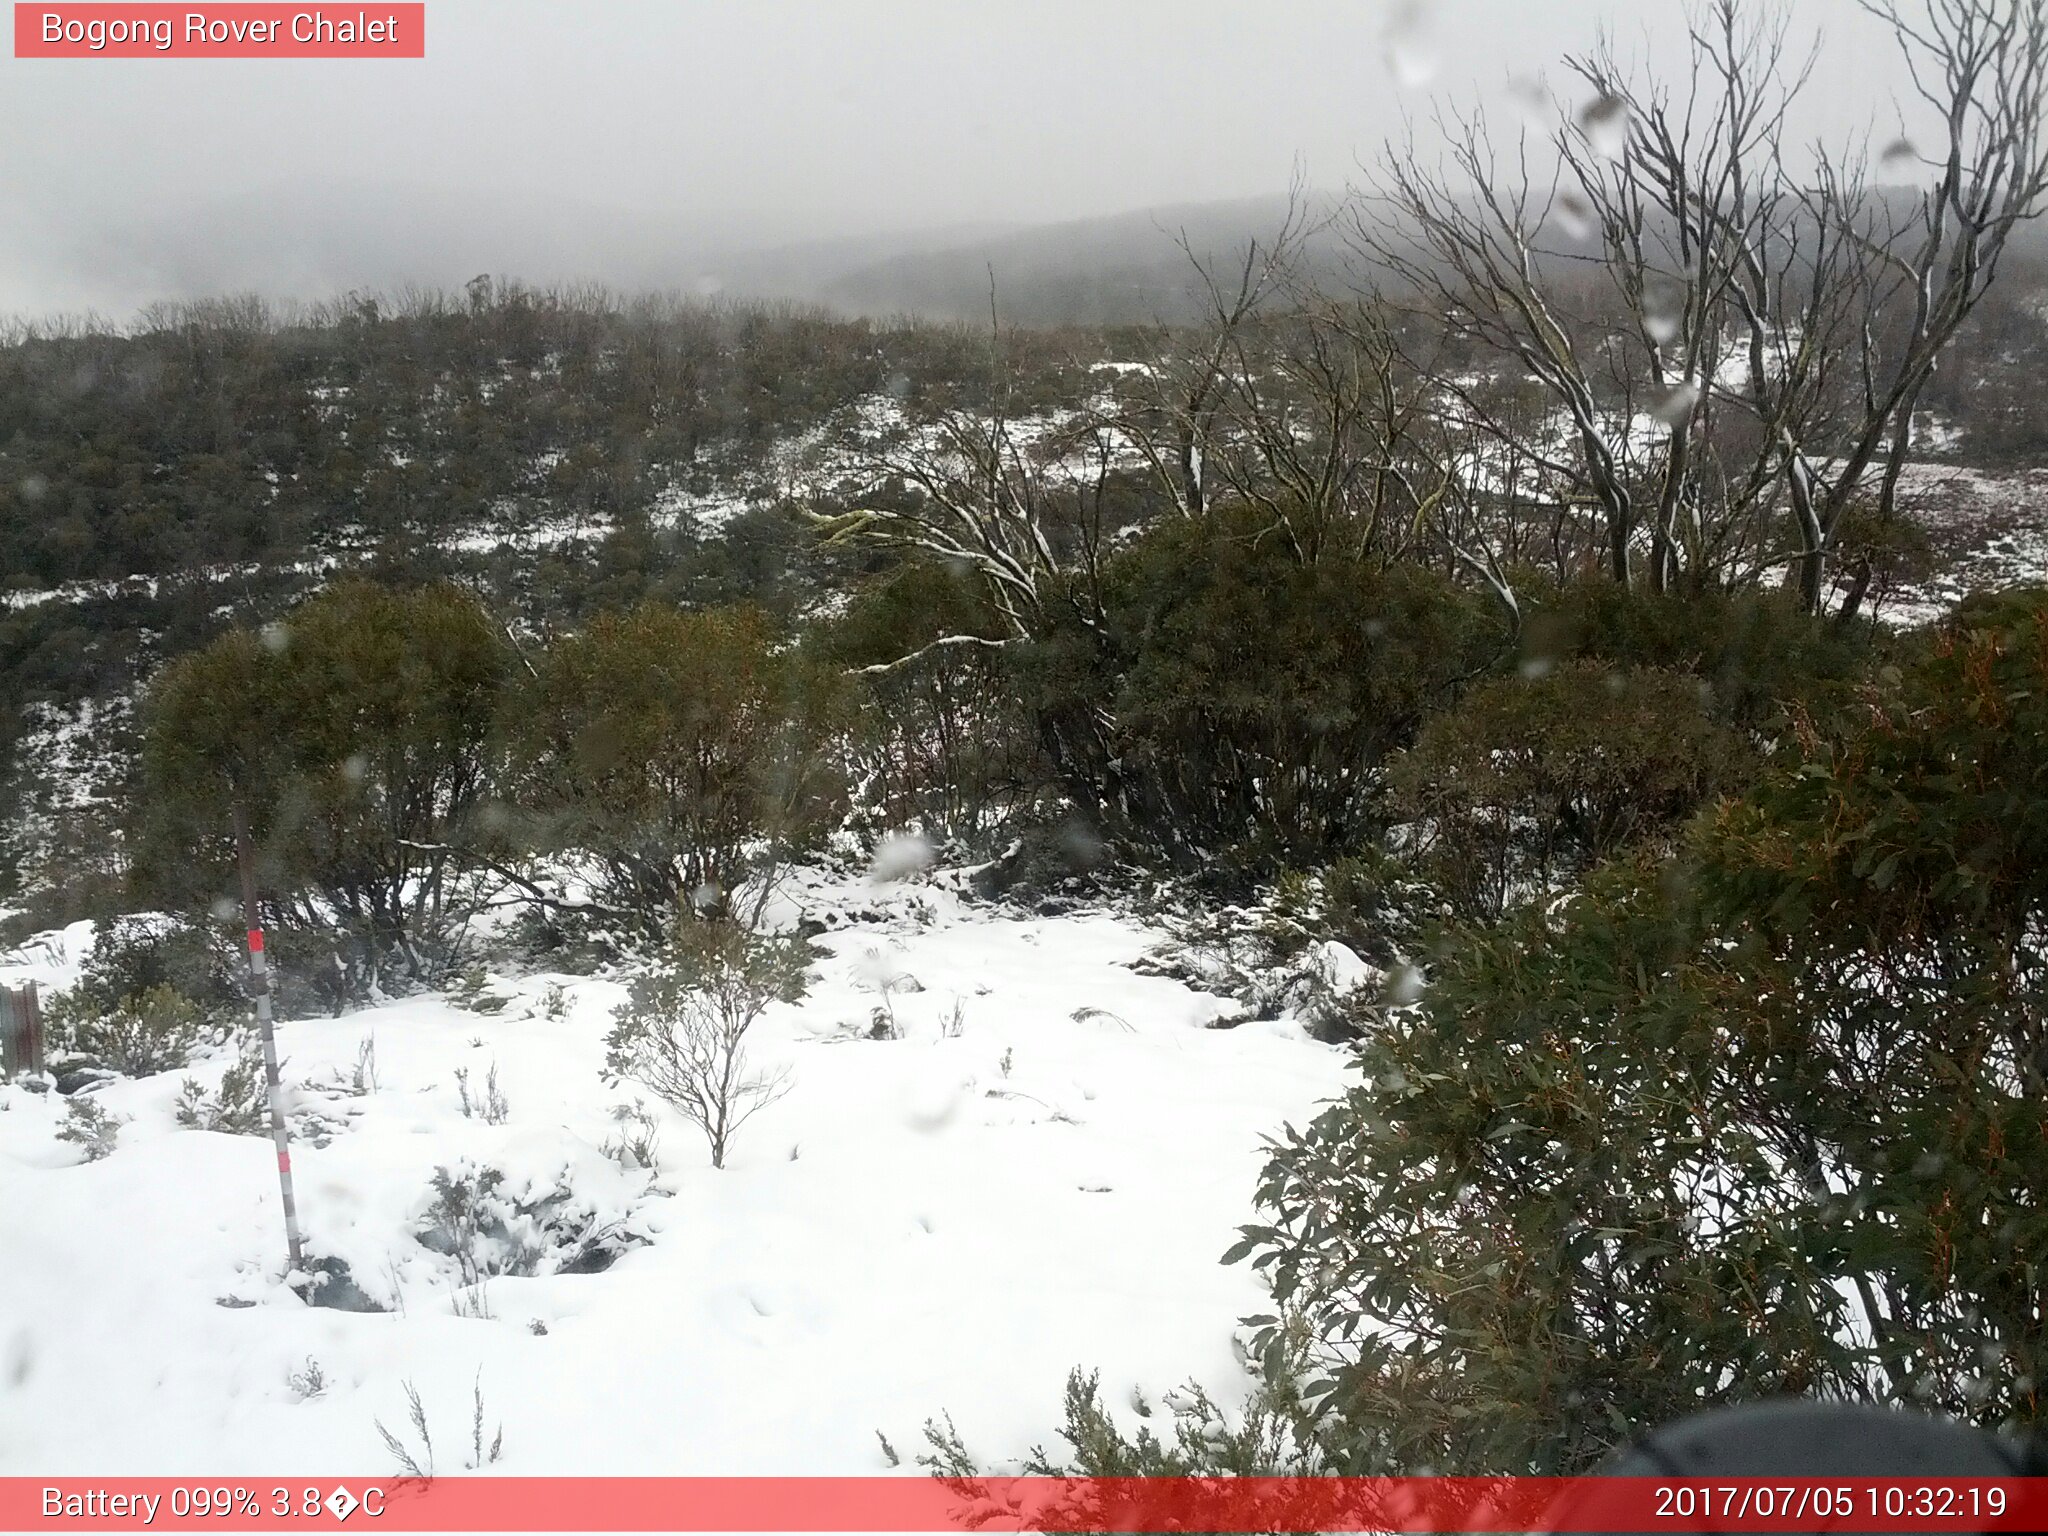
[507,604,844,936]
[1233,586,2048,1474]
[63,914,243,1024]
[1393,661,1744,919]
[174,1036,269,1134]
[1516,581,1872,733]
[56,1097,126,1162]
[1023,505,1502,879]
[51,982,210,1077]
[824,562,1043,852]
[136,580,512,1003]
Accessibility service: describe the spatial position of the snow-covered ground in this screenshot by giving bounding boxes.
[1878,462,2048,626]
[0,867,1348,1476]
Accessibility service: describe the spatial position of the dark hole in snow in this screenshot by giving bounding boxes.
[299,1255,387,1313]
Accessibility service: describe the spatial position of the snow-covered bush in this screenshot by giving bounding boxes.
[447,965,512,1014]
[40,912,243,1076]
[174,1036,268,1134]
[600,1100,661,1171]
[55,1096,125,1161]
[1139,897,1383,1042]
[415,1157,644,1282]
[604,922,805,1169]
[65,913,245,1024]
[49,983,210,1077]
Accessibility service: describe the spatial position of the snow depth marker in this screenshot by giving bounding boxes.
[232,800,307,1280]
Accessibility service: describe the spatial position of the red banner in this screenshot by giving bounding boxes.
[3,1476,2044,1532]
[13,5,423,57]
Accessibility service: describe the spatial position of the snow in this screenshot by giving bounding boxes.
[1878,463,2048,627]
[0,867,1346,1476]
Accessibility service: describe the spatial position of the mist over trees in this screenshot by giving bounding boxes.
[4,0,2048,1483]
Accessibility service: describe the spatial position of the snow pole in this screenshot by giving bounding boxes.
[232,799,307,1281]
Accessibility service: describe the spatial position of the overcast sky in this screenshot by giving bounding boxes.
[1,0,1917,319]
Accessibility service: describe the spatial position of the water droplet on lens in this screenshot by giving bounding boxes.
[1381,0,1437,86]
[1652,381,1701,425]
[1551,191,1595,240]
[1506,74,1551,125]
[1579,93,1630,160]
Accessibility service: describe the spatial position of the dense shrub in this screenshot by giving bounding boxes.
[1393,661,1743,919]
[49,983,210,1077]
[137,580,511,1004]
[506,604,843,936]
[1517,581,1873,733]
[62,913,244,1024]
[1233,586,2048,1474]
[1024,505,1502,878]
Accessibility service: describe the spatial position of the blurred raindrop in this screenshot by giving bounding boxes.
[1642,277,1685,345]
[1384,963,1426,1007]
[1506,73,1551,125]
[1550,191,1596,241]
[5,1328,31,1389]
[1380,0,1437,87]
[1579,93,1630,160]
[340,754,368,786]
[900,1071,965,1133]
[210,895,238,922]
[868,831,936,883]
[260,622,290,655]
[693,274,724,298]
[1652,381,1701,425]
[1880,136,1917,167]
[18,473,47,503]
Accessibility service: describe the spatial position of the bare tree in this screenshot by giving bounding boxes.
[604,924,804,1170]
[1803,0,2048,612]
[1349,0,2048,613]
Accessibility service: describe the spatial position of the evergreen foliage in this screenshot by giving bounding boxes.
[506,603,843,934]
[137,580,510,1003]
[1234,587,2048,1473]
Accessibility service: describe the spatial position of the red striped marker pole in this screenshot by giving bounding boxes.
[232,800,307,1280]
